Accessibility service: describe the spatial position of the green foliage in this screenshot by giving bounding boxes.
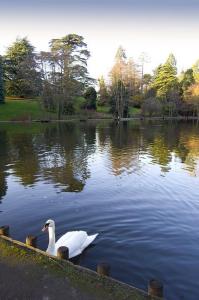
[96,105,110,113]
[42,81,56,112]
[151,54,179,100]
[4,37,41,97]
[49,34,91,89]
[3,35,199,119]
[180,69,195,92]
[144,87,156,99]
[128,106,141,116]
[98,76,110,106]
[131,94,143,108]
[73,96,87,112]
[40,34,94,118]
[143,74,152,86]
[63,102,75,115]
[192,60,199,83]
[83,87,97,109]
[142,97,163,117]
[0,56,4,104]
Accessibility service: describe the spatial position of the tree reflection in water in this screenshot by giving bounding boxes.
[0,120,199,201]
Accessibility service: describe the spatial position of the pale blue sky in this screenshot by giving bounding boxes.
[1,0,199,79]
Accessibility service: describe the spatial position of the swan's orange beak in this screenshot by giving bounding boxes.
[42,224,48,232]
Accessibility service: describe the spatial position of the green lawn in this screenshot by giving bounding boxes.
[0,98,141,121]
[96,105,110,114]
[129,107,141,116]
[75,100,111,115]
[0,99,48,121]
[0,99,112,121]
[97,105,141,116]
[73,96,86,113]
[97,105,141,117]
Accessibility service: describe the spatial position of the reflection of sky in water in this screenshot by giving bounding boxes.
[39,146,67,169]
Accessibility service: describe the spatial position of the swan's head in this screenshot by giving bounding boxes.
[42,219,55,232]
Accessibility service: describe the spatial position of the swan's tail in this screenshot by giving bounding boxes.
[81,233,99,250]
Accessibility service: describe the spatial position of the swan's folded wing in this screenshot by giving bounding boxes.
[80,233,99,250]
[55,231,87,258]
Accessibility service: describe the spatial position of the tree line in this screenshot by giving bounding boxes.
[1,36,199,118]
[98,46,199,118]
[0,35,97,118]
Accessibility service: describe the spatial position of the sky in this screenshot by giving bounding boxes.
[1,0,199,79]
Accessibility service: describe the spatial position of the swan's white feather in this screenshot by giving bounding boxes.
[44,220,98,258]
[54,231,98,258]
[80,233,99,250]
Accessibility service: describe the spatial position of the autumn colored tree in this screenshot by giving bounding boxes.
[180,69,195,92]
[109,46,129,118]
[192,60,199,82]
[98,76,110,106]
[184,83,199,117]
[139,52,150,94]
[125,58,140,97]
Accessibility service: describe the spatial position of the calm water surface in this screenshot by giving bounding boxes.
[0,120,199,300]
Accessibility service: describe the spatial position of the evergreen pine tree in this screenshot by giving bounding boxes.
[151,53,178,99]
[181,69,195,92]
[4,38,41,97]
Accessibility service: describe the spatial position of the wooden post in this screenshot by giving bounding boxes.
[57,246,69,260]
[26,235,37,248]
[97,263,110,276]
[0,225,10,237]
[148,279,163,298]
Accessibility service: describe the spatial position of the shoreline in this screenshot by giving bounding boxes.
[0,115,198,124]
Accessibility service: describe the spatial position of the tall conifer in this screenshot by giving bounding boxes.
[151,53,178,99]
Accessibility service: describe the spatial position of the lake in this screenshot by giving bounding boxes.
[0,120,199,300]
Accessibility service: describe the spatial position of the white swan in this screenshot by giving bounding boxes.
[42,219,98,258]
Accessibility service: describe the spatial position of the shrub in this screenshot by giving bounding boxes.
[131,94,143,108]
[142,97,163,117]
[83,87,97,110]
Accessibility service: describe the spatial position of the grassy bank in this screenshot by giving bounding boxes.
[0,98,47,121]
[0,98,112,121]
[97,105,141,116]
[0,235,150,300]
[0,98,141,122]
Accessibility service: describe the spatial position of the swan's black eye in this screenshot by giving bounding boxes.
[45,223,50,228]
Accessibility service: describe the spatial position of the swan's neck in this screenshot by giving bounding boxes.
[47,226,55,253]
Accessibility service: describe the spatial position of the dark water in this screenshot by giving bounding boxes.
[0,120,199,300]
